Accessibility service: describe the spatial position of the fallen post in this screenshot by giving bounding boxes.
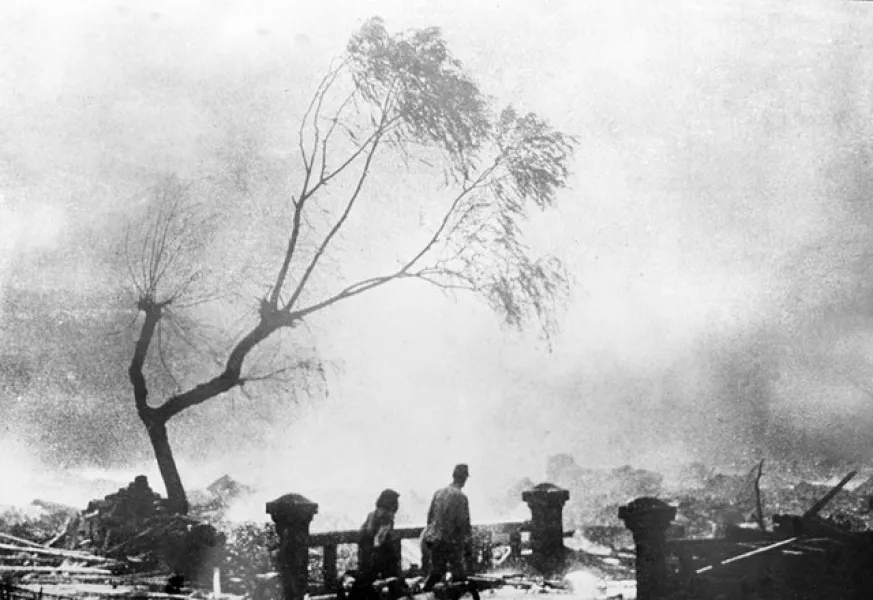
[752,459,766,532]
[802,471,857,519]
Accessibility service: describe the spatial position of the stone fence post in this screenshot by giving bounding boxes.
[267,494,318,600]
[618,497,676,600]
[522,483,570,573]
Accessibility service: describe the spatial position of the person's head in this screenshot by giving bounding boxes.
[375,488,400,513]
[452,464,469,487]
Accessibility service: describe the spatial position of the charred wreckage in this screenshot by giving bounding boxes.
[3,464,873,600]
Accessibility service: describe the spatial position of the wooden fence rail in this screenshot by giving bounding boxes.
[266,483,572,600]
[309,521,530,592]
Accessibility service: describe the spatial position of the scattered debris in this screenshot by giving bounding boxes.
[5,461,873,599]
[1,476,229,599]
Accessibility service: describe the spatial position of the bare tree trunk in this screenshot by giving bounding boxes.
[129,302,189,515]
[143,416,189,515]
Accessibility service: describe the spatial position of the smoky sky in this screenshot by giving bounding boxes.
[4,0,873,505]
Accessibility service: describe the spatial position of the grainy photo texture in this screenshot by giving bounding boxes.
[3,1,873,599]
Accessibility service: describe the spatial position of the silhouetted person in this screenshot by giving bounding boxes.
[357,489,403,585]
[421,465,472,591]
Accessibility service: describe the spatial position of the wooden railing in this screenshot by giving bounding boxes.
[308,521,530,592]
[266,484,573,600]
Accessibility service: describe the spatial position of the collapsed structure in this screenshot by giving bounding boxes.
[83,475,225,585]
[261,463,873,600]
[84,475,169,551]
[619,470,873,599]
[0,475,226,600]
[5,463,873,600]
[263,482,625,600]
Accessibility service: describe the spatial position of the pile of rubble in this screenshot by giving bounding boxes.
[0,501,81,548]
[78,476,224,585]
[0,530,120,577]
[541,458,873,599]
[84,476,170,551]
[0,475,228,599]
[0,520,186,600]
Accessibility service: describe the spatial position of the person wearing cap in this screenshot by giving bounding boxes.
[357,489,403,585]
[421,464,472,591]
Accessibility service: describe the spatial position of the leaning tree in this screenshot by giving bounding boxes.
[124,17,577,514]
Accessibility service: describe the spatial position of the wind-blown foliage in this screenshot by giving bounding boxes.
[346,17,491,179]
[124,16,577,513]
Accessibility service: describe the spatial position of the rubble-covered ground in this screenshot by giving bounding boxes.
[547,454,873,542]
[5,458,873,600]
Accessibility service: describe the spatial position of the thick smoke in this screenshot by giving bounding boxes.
[3,0,873,518]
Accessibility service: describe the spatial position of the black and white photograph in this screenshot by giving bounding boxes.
[3,1,873,598]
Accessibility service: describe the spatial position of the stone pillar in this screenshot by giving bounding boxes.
[522,483,570,573]
[267,494,318,600]
[618,497,676,600]
[509,531,522,559]
[323,544,338,592]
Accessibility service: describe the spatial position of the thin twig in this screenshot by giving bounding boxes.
[400,158,502,272]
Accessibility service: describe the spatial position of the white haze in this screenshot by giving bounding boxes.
[3,0,873,518]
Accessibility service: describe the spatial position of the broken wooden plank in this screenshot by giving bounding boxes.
[0,565,113,574]
[0,542,115,563]
[104,524,163,555]
[0,554,82,563]
[0,532,45,548]
[696,536,800,575]
[44,517,72,548]
[14,584,193,600]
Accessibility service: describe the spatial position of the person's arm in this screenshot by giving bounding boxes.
[374,512,394,547]
[460,495,473,569]
[460,495,472,540]
[426,493,437,526]
[362,512,378,537]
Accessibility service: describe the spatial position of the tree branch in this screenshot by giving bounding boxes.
[298,64,343,187]
[124,229,144,296]
[153,302,298,422]
[284,124,387,310]
[416,266,479,290]
[281,158,501,321]
[313,119,399,192]
[289,273,412,320]
[268,128,381,308]
[319,88,359,181]
[399,159,501,272]
[288,264,481,323]
[270,83,390,308]
[269,196,307,306]
[241,360,317,385]
[414,273,478,293]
